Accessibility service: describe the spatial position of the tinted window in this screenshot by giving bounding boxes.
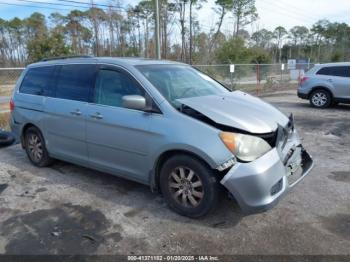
[94,69,144,108]
[317,66,350,77]
[56,64,96,102]
[331,66,350,77]
[20,66,55,96]
[317,67,332,76]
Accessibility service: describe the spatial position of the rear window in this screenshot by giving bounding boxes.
[317,66,350,77]
[20,66,55,96]
[55,64,96,102]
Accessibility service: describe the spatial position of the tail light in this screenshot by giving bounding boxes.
[299,76,309,86]
[10,98,15,112]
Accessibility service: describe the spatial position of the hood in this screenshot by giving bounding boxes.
[177,91,289,134]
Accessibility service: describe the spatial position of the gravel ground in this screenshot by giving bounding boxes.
[0,89,349,255]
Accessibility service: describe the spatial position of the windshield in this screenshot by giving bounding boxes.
[136,64,229,108]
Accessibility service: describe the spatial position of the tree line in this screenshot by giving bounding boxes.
[0,0,349,66]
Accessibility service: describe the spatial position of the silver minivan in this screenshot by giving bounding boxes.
[298,62,350,108]
[10,57,314,217]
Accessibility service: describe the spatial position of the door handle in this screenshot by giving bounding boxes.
[90,113,103,120]
[70,110,82,116]
[327,79,333,82]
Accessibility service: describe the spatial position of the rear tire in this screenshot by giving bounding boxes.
[159,154,220,218]
[24,127,53,167]
[309,89,332,108]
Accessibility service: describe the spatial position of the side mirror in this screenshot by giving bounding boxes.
[122,95,146,110]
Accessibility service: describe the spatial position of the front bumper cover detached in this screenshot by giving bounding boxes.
[220,130,314,213]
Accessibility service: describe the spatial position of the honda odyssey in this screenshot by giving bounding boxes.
[10,57,314,217]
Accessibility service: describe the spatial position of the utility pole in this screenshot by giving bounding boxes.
[155,0,161,59]
[90,0,99,56]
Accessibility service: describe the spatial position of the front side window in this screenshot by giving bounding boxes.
[20,66,55,96]
[94,69,144,108]
[55,64,96,102]
[136,65,228,108]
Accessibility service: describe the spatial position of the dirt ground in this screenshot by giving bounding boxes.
[0,89,349,255]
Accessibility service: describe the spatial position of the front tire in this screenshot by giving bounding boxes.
[159,154,220,218]
[24,127,53,167]
[309,89,332,108]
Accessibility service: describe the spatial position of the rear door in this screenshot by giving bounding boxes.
[44,64,97,165]
[329,66,350,99]
[316,66,350,99]
[86,65,154,183]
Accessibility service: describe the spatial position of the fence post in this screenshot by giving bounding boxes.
[229,64,235,91]
[280,63,284,88]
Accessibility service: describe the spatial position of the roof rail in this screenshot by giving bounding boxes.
[40,55,94,62]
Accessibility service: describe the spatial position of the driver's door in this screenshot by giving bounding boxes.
[86,65,152,183]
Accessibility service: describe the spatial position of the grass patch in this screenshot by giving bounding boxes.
[0,112,10,130]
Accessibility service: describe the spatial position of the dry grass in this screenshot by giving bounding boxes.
[0,103,9,111]
[0,112,10,130]
[0,85,14,96]
[237,82,298,95]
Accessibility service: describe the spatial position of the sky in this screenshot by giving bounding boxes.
[0,0,350,33]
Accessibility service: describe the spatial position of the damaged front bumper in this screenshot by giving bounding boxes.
[220,128,314,213]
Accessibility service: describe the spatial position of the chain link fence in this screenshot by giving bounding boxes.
[0,68,24,130]
[0,64,312,129]
[194,63,313,94]
[0,68,24,98]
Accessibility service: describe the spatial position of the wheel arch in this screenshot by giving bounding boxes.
[309,86,334,99]
[20,123,40,148]
[150,149,216,192]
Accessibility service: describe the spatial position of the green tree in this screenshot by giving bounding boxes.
[137,0,154,58]
[251,29,273,49]
[85,7,106,56]
[189,0,206,64]
[210,0,233,54]
[289,26,309,58]
[231,0,257,37]
[215,37,251,63]
[273,26,287,62]
[27,31,70,63]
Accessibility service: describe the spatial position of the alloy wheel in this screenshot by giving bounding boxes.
[27,133,43,162]
[311,92,328,107]
[168,166,204,207]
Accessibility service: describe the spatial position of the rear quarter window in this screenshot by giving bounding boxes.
[19,66,56,96]
[317,66,350,77]
[55,64,96,102]
[316,67,332,76]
